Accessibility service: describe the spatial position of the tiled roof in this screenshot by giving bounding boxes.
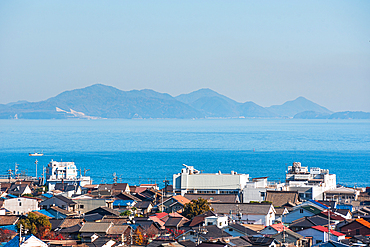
[0,216,19,226]
[79,222,112,233]
[265,191,299,207]
[172,195,191,205]
[55,195,77,205]
[356,218,370,229]
[311,225,345,237]
[107,225,130,235]
[269,223,289,232]
[100,216,129,225]
[59,218,84,229]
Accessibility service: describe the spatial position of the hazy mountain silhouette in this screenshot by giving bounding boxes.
[266,96,332,117]
[0,84,363,119]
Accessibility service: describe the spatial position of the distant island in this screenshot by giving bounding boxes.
[0,84,369,119]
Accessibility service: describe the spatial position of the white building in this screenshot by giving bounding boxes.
[242,177,285,203]
[205,216,228,228]
[46,160,91,191]
[173,165,249,196]
[285,162,336,200]
[3,197,39,215]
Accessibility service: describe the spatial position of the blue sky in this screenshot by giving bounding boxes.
[0,1,369,111]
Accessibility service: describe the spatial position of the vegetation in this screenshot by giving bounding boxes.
[182,198,212,219]
[120,210,131,216]
[17,212,51,239]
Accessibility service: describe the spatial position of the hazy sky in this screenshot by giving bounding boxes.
[0,1,369,112]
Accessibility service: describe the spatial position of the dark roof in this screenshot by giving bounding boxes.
[112,183,129,191]
[59,224,82,233]
[191,225,232,240]
[271,229,304,242]
[107,225,130,235]
[84,213,104,222]
[197,242,228,247]
[178,240,197,247]
[241,236,276,246]
[115,192,142,202]
[227,237,253,247]
[229,223,258,235]
[146,240,175,247]
[135,201,152,209]
[49,219,64,230]
[265,191,299,207]
[98,184,113,191]
[289,215,333,229]
[314,240,351,247]
[85,206,120,216]
[8,184,30,195]
[164,217,189,228]
[55,195,77,205]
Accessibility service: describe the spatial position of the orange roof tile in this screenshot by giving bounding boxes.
[172,195,190,205]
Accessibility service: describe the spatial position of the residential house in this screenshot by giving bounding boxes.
[84,206,121,217]
[260,223,289,236]
[296,226,345,245]
[164,216,190,231]
[7,184,32,196]
[340,218,370,237]
[289,215,334,232]
[0,215,19,226]
[111,183,130,194]
[106,225,131,243]
[79,222,113,242]
[40,195,77,212]
[3,235,48,247]
[73,198,114,214]
[3,197,39,215]
[271,229,307,247]
[135,201,153,215]
[177,225,232,244]
[283,205,322,224]
[210,202,276,226]
[158,195,190,213]
[264,191,300,207]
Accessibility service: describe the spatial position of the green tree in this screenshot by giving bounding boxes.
[182,198,212,219]
[17,212,51,238]
[120,210,131,216]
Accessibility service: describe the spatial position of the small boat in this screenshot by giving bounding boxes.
[29,152,43,156]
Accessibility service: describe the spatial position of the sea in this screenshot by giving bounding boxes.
[0,119,369,188]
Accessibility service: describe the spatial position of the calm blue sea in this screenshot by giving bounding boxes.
[0,119,369,187]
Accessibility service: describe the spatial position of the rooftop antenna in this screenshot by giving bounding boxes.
[7,169,12,182]
[83,168,90,176]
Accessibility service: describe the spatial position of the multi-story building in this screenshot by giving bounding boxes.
[285,162,336,200]
[173,165,249,196]
[46,160,91,192]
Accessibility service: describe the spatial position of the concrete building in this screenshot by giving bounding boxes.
[285,162,336,200]
[173,165,249,196]
[242,177,285,203]
[46,160,91,191]
[3,197,39,215]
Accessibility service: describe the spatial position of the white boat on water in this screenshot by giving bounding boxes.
[29,152,43,156]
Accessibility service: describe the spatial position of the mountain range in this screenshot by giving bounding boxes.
[0,84,368,119]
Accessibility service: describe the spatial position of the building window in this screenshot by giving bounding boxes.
[19,202,22,207]
[300,208,303,213]
[260,192,265,197]
[80,205,84,209]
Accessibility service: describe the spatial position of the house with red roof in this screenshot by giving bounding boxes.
[157,195,190,213]
[296,225,345,245]
[340,218,370,237]
[260,223,289,236]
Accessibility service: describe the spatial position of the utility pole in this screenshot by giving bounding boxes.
[163,179,169,195]
[328,207,331,242]
[7,169,12,183]
[83,168,90,176]
[35,159,38,179]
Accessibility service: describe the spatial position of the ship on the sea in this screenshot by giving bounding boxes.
[29,151,43,156]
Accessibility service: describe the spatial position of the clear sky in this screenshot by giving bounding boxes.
[0,1,369,112]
